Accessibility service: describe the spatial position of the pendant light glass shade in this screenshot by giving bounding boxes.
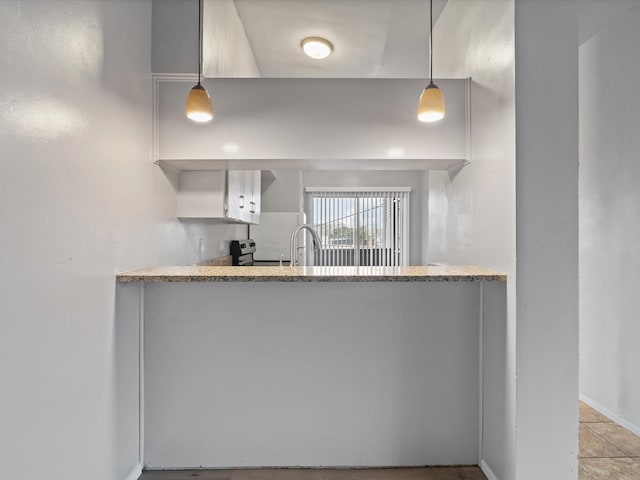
[417,83,445,123]
[418,0,445,122]
[186,0,213,123]
[186,84,213,122]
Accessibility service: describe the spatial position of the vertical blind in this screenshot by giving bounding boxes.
[307,188,410,267]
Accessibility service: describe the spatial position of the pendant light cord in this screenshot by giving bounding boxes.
[198,0,202,85]
[429,0,433,85]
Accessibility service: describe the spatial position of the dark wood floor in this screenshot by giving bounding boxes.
[141,467,487,480]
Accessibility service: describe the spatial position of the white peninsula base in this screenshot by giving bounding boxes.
[115,271,507,471]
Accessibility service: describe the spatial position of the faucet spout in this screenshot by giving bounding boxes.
[289,224,322,267]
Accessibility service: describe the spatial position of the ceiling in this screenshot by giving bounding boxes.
[203,0,448,78]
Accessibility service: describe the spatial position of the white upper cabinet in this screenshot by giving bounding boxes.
[156,78,469,170]
[248,170,261,224]
[177,170,261,224]
[226,170,261,223]
[226,170,246,222]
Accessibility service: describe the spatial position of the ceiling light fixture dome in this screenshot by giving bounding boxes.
[186,0,213,123]
[417,0,445,123]
[301,37,334,59]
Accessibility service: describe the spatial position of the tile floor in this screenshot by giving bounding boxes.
[140,403,640,480]
[579,401,640,479]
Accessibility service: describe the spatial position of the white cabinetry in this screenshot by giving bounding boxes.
[177,170,261,224]
[248,170,261,224]
[226,170,245,221]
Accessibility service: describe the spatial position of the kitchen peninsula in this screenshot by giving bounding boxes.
[116,265,507,470]
[117,265,505,283]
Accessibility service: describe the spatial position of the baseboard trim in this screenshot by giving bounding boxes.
[143,465,480,471]
[480,460,499,480]
[580,393,640,437]
[125,463,143,480]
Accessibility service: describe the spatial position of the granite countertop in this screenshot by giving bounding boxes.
[116,265,506,283]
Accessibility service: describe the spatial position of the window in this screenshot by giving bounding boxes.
[306,187,410,267]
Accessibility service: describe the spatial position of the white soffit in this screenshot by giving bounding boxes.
[204,0,448,78]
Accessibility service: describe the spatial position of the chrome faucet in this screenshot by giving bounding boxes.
[289,224,322,267]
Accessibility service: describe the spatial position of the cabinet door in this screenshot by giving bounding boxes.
[227,170,246,221]
[248,170,261,224]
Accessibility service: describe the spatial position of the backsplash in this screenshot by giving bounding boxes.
[197,255,233,266]
[178,220,247,266]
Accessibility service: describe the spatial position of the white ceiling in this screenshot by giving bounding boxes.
[204,0,448,78]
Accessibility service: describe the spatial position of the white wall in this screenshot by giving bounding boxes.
[0,2,244,479]
[579,3,640,434]
[152,0,198,74]
[260,169,302,213]
[151,0,260,77]
[515,1,579,479]
[203,0,260,77]
[430,1,516,479]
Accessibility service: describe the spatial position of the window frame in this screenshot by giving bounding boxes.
[305,187,411,267]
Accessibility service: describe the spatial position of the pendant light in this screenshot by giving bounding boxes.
[417,0,445,122]
[186,0,213,123]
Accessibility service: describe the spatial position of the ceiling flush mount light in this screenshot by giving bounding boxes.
[417,0,445,123]
[186,0,213,123]
[301,37,334,59]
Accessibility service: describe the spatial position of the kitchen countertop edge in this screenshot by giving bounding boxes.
[116,265,507,283]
